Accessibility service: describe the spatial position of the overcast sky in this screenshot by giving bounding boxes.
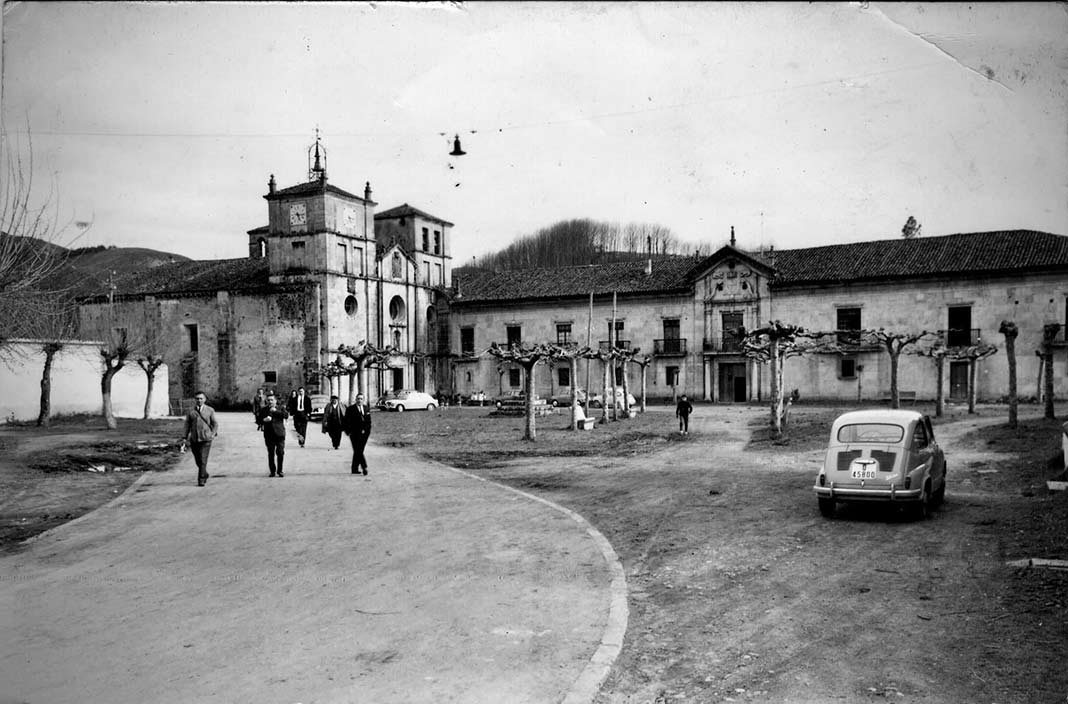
[2,2,1066,264]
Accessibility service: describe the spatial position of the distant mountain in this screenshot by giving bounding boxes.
[51,244,191,299]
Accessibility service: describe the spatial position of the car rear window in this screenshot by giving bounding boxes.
[836,423,904,443]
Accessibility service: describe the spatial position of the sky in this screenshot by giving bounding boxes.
[2,2,1066,265]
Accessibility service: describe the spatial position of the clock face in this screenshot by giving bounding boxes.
[289,202,307,227]
[342,207,357,230]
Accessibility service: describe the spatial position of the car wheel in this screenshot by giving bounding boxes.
[550,399,559,407]
[818,497,836,518]
[395,404,405,413]
[427,402,437,410]
[912,484,931,521]
[932,476,946,508]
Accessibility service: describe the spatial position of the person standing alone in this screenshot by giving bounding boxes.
[288,387,311,448]
[675,394,694,434]
[343,393,372,475]
[183,391,219,487]
[321,395,347,450]
[259,392,289,477]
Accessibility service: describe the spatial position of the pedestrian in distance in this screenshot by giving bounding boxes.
[252,387,267,431]
[259,392,289,477]
[182,391,219,486]
[343,393,372,475]
[288,386,311,447]
[321,395,347,450]
[676,394,693,434]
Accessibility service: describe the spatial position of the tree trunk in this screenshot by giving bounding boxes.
[143,371,155,420]
[967,357,977,414]
[640,363,648,413]
[569,358,580,431]
[102,367,120,430]
[1004,333,1017,428]
[935,355,945,417]
[523,361,537,440]
[601,358,610,423]
[889,346,900,409]
[1043,350,1055,419]
[769,338,782,433]
[621,363,631,417]
[38,347,59,427]
[610,359,618,422]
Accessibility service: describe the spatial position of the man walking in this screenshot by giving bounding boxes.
[259,392,289,477]
[252,387,267,430]
[288,386,311,447]
[321,394,347,450]
[183,391,219,487]
[343,393,372,475]
[675,394,694,434]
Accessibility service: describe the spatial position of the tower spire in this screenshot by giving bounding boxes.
[308,127,327,182]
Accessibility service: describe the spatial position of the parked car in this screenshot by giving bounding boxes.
[550,388,587,407]
[493,390,525,408]
[380,389,438,412]
[814,409,946,520]
[306,393,331,421]
[587,389,637,409]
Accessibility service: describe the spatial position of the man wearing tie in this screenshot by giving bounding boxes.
[259,392,289,477]
[288,386,311,448]
[343,393,372,475]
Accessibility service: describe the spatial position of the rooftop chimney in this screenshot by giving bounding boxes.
[365,181,372,201]
[268,174,276,194]
[730,226,736,248]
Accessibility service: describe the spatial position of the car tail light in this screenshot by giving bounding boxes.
[819,474,826,487]
[904,476,911,489]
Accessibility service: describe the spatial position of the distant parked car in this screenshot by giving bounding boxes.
[306,394,331,421]
[493,390,525,408]
[380,390,438,412]
[550,388,587,407]
[587,389,637,409]
[813,409,947,520]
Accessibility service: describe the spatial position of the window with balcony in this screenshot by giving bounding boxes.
[836,307,861,346]
[946,305,974,346]
[556,323,572,344]
[506,325,522,346]
[721,311,744,352]
[656,318,685,355]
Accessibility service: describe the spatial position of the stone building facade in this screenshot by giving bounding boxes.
[447,230,1068,404]
[78,139,453,406]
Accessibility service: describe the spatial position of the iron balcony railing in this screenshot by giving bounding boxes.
[939,328,982,347]
[703,335,744,353]
[653,338,687,356]
[598,339,632,351]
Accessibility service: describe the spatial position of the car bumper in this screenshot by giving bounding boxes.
[813,484,924,502]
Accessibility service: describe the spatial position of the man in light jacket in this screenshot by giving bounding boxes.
[183,391,219,487]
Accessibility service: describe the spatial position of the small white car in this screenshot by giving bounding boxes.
[381,390,438,412]
[587,389,637,409]
[814,409,947,520]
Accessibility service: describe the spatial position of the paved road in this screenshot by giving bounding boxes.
[0,413,625,704]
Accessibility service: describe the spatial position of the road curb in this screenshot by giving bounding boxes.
[438,462,629,704]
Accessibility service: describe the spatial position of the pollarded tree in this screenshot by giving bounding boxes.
[488,341,557,440]
[100,327,131,430]
[740,322,816,435]
[861,329,935,409]
[999,320,1019,428]
[629,351,653,413]
[907,338,948,417]
[945,342,999,414]
[337,341,400,404]
[549,343,595,430]
[1038,323,1061,420]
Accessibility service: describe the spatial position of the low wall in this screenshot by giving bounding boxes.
[0,339,170,422]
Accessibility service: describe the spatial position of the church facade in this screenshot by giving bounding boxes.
[78,139,453,406]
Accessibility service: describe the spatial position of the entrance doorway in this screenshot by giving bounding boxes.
[391,368,404,391]
[949,361,969,400]
[718,363,747,402]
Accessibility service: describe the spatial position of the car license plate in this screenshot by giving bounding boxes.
[851,469,877,479]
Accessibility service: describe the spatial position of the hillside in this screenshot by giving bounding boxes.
[50,245,191,299]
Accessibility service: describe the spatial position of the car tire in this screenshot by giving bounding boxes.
[550,399,559,407]
[912,484,931,520]
[818,497,836,518]
[427,402,437,410]
[395,404,405,413]
[932,477,946,508]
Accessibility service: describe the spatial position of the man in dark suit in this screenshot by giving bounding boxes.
[288,386,311,447]
[259,392,289,477]
[320,395,347,450]
[182,391,219,487]
[343,393,372,475]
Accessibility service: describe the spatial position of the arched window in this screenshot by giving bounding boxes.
[392,329,402,349]
[258,238,267,258]
[426,306,436,326]
[389,295,406,322]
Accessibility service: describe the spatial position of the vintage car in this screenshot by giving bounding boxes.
[813,409,947,520]
[550,388,587,407]
[587,388,637,409]
[379,389,438,412]
[306,393,331,421]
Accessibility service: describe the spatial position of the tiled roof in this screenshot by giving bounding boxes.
[375,203,454,227]
[265,180,365,201]
[79,258,272,302]
[772,230,1068,286]
[454,257,700,303]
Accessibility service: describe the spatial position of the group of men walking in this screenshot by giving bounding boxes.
[183,387,374,486]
